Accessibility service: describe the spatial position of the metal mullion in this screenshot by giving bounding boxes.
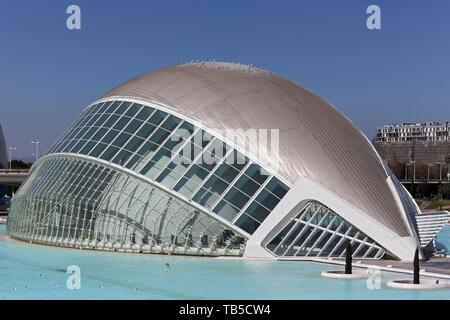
[82,168,106,240]
[141,191,167,243]
[169,137,218,190]
[96,172,121,242]
[40,197,53,238]
[116,184,138,243]
[97,113,142,162]
[188,146,234,200]
[39,197,50,239]
[161,200,190,245]
[132,113,172,172]
[138,120,185,174]
[31,196,41,237]
[352,236,369,257]
[121,108,159,167]
[102,173,125,243]
[231,174,273,224]
[294,209,330,256]
[328,227,354,257]
[70,162,92,241]
[53,175,77,241]
[61,198,75,242]
[374,247,385,259]
[362,243,376,259]
[133,190,154,242]
[111,176,131,242]
[151,197,174,244]
[26,196,36,236]
[316,217,347,257]
[72,198,84,241]
[50,105,99,153]
[29,160,56,197]
[73,101,127,154]
[282,205,322,256]
[338,231,360,258]
[305,212,336,256]
[54,195,69,242]
[210,160,253,213]
[109,105,150,157]
[271,203,314,253]
[27,196,41,238]
[78,175,99,241]
[33,199,49,238]
[158,127,200,168]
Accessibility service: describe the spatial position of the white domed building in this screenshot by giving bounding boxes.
[7,62,446,261]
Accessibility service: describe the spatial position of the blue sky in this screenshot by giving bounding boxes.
[1,0,449,159]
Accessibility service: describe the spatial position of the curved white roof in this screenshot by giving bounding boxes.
[102,61,411,237]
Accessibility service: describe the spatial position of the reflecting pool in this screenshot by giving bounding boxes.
[1,225,450,300]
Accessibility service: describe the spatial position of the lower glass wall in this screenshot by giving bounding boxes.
[7,156,246,256]
[265,201,386,259]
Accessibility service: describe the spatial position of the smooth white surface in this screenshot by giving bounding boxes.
[244,176,421,261]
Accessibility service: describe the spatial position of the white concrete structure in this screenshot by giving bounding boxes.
[375,122,450,142]
[7,62,443,261]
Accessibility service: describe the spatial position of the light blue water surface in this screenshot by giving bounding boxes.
[1,225,450,300]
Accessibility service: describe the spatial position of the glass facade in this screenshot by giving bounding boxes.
[47,100,290,235]
[265,201,386,259]
[8,100,290,255]
[8,157,245,255]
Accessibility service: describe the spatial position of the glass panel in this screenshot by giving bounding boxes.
[149,128,171,145]
[104,114,120,128]
[213,163,239,183]
[255,189,280,211]
[244,202,271,223]
[226,150,248,171]
[244,164,268,185]
[265,178,289,199]
[111,132,132,148]
[161,115,181,131]
[89,142,108,158]
[192,175,228,208]
[148,110,167,125]
[135,105,153,120]
[112,116,131,131]
[124,103,142,117]
[123,119,143,134]
[135,123,157,139]
[99,145,120,161]
[114,101,131,114]
[235,213,260,234]
[112,150,132,166]
[213,200,240,221]
[100,129,120,145]
[173,165,209,197]
[91,128,108,142]
[233,174,260,198]
[123,136,145,153]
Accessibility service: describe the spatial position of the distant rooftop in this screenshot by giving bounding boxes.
[381,121,450,128]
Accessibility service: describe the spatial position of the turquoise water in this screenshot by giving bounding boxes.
[1,224,450,300]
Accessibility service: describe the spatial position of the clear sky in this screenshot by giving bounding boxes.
[1,0,449,160]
